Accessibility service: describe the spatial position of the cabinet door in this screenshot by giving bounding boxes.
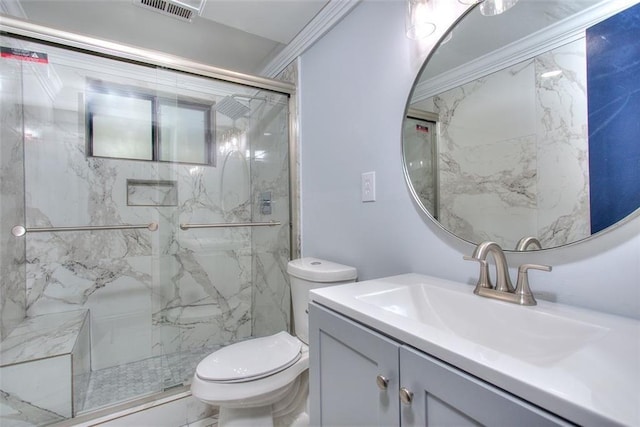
[399,346,572,426]
[309,303,400,426]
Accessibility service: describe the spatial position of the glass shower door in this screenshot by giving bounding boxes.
[0,32,291,424]
[155,73,293,390]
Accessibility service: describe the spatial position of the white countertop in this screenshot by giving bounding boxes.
[310,273,640,427]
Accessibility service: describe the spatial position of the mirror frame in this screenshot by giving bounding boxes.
[402,0,640,252]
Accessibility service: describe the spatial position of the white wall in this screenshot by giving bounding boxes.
[299,0,640,319]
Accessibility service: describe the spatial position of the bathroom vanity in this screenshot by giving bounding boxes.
[308,274,640,426]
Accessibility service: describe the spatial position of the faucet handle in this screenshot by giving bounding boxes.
[514,263,552,306]
[463,256,493,291]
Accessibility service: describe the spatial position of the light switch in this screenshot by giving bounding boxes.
[361,171,376,202]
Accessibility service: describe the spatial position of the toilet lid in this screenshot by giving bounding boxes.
[196,331,302,382]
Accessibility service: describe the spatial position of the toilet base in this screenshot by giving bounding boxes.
[215,407,309,427]
[219,406,274,427]
[214,372,309,427]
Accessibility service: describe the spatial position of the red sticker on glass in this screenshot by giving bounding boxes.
[1,47,49,63]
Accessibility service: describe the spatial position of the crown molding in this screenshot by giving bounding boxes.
[260,0,361,78]
[413,0,640,102]
[2,0,360,83]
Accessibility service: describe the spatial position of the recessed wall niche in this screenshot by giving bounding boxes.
[126,179,178,207]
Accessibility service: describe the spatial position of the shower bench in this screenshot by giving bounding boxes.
[0,309,90,421]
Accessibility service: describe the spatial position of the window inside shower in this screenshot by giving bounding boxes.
[87,80,215,165]
[0,33,291,425]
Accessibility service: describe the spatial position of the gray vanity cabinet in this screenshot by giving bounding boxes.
[399,346,571,426]
[309,302,572,427]
[309,301,401,426]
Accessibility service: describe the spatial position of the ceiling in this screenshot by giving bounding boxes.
[422,0,604,79]
[0,0,353,77]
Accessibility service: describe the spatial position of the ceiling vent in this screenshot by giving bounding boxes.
[134,0,206,22]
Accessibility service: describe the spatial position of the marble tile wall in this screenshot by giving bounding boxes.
[0,43,27,341]
[8,38,291,379]
[0,310,89,419]
[534,40,590,247]
[1,355,73,418]
[425,39,590,249]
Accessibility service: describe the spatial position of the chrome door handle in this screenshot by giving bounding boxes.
[376,375,389,390]
[399,387,413,405]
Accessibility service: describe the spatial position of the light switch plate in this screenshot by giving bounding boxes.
[361,171,376,202]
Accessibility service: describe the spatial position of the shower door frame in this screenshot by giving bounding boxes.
[0,12,301,421]
[0,14,300,258]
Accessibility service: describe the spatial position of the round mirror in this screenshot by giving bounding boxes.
[403,0,640,251]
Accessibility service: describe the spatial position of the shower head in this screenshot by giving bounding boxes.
[214,96,251,121]
[214,94,269,121]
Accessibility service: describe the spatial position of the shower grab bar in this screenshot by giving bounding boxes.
[180,221,281,231]
[11,222,159,237]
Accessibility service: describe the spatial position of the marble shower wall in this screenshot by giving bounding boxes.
[0,44,27,340]
[13,39,290,371]
[424,39,590,249]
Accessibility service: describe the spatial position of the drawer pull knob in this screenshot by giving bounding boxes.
[400,387,413,405]
[376,375,389,390]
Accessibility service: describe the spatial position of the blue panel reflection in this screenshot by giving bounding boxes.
[587,3,640,234]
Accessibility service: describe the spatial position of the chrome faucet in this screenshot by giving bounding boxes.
[515,236,542,251]
[464,241,551,306]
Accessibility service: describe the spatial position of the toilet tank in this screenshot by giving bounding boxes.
[287,257,357,344]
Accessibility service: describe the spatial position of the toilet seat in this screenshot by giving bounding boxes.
[196,331,302,383]
[191,337,309,407]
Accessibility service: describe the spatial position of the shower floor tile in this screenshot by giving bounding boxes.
[79,346,218,414]
[1,343,235,426]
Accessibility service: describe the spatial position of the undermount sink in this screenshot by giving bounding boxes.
[355,281,608,364]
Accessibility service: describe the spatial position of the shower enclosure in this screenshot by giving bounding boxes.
[0,20,294,426]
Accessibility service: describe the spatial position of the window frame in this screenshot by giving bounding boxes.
[86,80,215,166]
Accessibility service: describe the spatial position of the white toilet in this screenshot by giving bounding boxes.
[191,257,357,426]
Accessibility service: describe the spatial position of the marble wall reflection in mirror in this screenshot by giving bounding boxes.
[404,0,640,251]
